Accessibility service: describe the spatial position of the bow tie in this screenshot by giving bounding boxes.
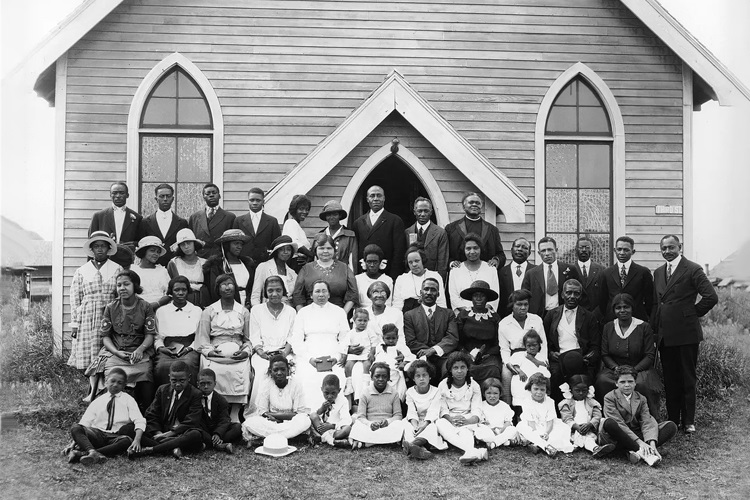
[175,307,184,312]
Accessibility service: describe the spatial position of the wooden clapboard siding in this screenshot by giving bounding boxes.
[58,0,686,341]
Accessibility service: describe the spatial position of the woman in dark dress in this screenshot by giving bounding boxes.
[455,280,502,386]
[595,293,662,419]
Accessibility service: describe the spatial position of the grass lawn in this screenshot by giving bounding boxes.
[2,386,749,500]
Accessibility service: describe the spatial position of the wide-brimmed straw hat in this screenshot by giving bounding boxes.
[268,235,298,256]
[254,434,297,457]
[214,229,251,245]
[459,280,499,302]
[84,231,117,257]
[170,228,205,252]
[319,200,347,221]
[135,236,167,258]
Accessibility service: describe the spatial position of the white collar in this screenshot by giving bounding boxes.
[157,208,172,216]
[614,317,644,339]
[421,304,435,314]
[206,205,218,213]
[250,210,263,218]
[417,221,431,230]
[112,204,127,212]
[577,260,590,269]
[545,260,558,269]
[464,215,481,222]
[370,208,384,218]
[512,260,528,269]
[618,259,632,272]
[667,255,682,269]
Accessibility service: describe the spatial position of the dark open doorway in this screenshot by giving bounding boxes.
[349,155,436,228]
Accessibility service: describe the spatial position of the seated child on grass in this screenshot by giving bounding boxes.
[309,374,352,448]
[507,329,550,406]
[473,377,522,450]
[67,367,146,465]
[373,323,415,400]
[196,368,242,454]
[558,374,613,458]
[598,365,678,466]
[402,359,448,459]
[516,373,574,457]
[349,362,405,449]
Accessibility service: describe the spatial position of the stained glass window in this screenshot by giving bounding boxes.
[545,78,613,264]
[139,67,213,217]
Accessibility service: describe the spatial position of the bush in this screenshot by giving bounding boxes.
[704,289,750,329]
[696,323,750,399]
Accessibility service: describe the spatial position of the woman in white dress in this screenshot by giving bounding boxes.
[392,247,446,312]
[195,273,252,422]
[167,228,206,306]
[249,235,298,307]
[132,236,171,311]
[448,233,500,313]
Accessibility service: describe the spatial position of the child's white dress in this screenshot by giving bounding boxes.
[435,380,484,454]
[403,385,448,450]
[474,400,520,447]
[558,390,602,452]
[509,351,551,405]
[348,325,381,400]
[373,343,416,400]
[516,396,574,453]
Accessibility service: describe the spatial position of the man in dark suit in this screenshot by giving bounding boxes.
[404,197,449,280]
[445,192,506,269]
[188,183,236,259]
[652,234,718,433]
[196,368,241,453]
[498,237,531,317]
[521,236,581,318]
[88,181,145,248]
[574,236,605,318]
[142,183,188,266]
[403,277,459,379]
[352,185,407,280]
[543,279,601,401]
[128,361,205,459]
[599,236,654,323]
[232,187,281,264]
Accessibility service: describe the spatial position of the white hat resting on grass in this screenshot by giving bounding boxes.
[255,434,297,457]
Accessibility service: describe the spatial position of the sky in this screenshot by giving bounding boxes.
[1,0,749,267]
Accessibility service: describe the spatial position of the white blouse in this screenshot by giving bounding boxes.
[249,302,296,352]
[355,273,394,308]
[392,270,447,311]
[249,259,297,307]
[133,265,170,303]
[448,261,500,312]
[497,313,547,364]
[169,256,205,291]
[154,301,202,349]
[291,302,350,362]
[282,218,311,251]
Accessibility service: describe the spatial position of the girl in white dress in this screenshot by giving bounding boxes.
[517,373,574,456]
[507,330,551,405]
[473,377,521,449]
[402,360,448,459]
[558,374,613,457]
[133,236,170,310]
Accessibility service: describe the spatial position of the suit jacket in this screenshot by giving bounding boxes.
[189,207,236,259]
[403,305,459,356]
[651,257,718,347]
[233,212,281,264]
[145,383,203,436]
[89,207,145,246]
[599,262,654,323]
[575,261,605,315]
[199,391,232,438]
[542,305,601,366]
[142,211,189,266]
[521,261,581,318]
[404,223,449,279]
[352,210,407,279]
[444,217,506,267]
[601,388,658,444]
[498,261,530,318]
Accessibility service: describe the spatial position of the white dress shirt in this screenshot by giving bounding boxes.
[369,208,384,226]
[113,205,126,243]
[545,261,560,311]
[557,307,580,353]
[666,255,682,279]
[156,209,172,238]
[577,260,590,278]
[250,210,263,234]
[511,261,528,292]
[79,391,146,432]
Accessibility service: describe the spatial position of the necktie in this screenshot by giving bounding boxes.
[427,307,433,319]
[565,309,574,323]
[620,265,627,288]
[106,394,116,431]
[667,263,672,281]
[321,405,331,423]
[203,395,210,417]
[207,207,216,221]
[516,265,522,277]
[418,226,425,242]
[582,265,588,279]
[546,264,557,295]
[168,391,179,425]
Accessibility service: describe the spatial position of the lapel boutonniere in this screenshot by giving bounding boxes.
[562,268,570,277]
[129,213,136,221]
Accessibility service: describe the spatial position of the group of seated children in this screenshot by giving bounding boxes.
[66,326,677,467]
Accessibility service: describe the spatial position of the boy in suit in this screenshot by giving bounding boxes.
[652,234,718,433]
[599,236,654,323]
[128,361,205,459]
[404,197,449,280]
[598,365,678,466]
[88,182,145,248]
[142,183,188,266]
[188,183,236,258]
[498,237,531,317]
[521,236,580,318]
[233,187,281,264]
[403,278,459,379]
[352,185,407,279]
[197,368,242,453]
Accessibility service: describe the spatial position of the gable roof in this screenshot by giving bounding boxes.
[264,70,528,222]
[12,0,749,107]
[1,217,53,269]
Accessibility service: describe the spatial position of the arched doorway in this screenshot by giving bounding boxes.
[349,155,435,228]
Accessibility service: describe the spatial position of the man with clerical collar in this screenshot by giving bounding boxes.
[142,183,188,266]
[543,279,600,402]
[403,278,458,380]
[522,236,580,319]
[404,197,449,280]
[188,183,236,259]
[573,236,605,317]
[88,181,145,248]
[445,192,506,270]
[599,236,653,323]
[352,185,407,280]
[498,237,531,317]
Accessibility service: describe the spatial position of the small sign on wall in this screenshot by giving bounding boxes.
[655,205,683,215]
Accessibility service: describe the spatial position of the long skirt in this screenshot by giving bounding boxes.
[104,350,153,386]
[200,355,252,404]
[349,420,405,444]
[242,414,311,440]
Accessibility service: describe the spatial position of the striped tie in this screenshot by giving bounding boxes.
[106,394,116,431]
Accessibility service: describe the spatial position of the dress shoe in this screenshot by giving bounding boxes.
[172,447,183,459]
[80,450,106,466]
[67,450,85,464]
[592,443,615,458]
[684,424,696,434]
[127,447,153,460]
[333,439,351,448]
